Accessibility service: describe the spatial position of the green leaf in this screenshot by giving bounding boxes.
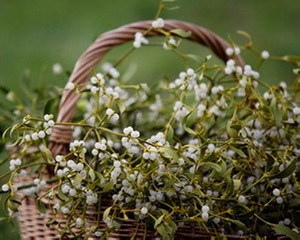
[89,225,98,232]
[139,83,150,92]
[6,91,17,102]
[225,175,234,197]
[155,218,177,239]
[165,218,177,236]
[103,206,112,220]
[73,173,83,186]
[234,164,253,176]
[7,199,18,212]
[281,55,300,65]
[122,211,129,220]
[205,55,212,61]
[228,218,246,229]
[154,214,165,229]
[90,178,100,189]
[230,124,242,131]
[202,152,217,163]
[227,122,240,138]
[183,125,197,135]
[256,214,299,240]
[266,158,297,179]
[184,54,203,63]
[202,162,222,173]
[230,146,247,158]
[37,199,47,214]
[2,195,10,215]
[185,110,198,127]
[233,179,241,191]
[293,68,300,75]
[57,189,69,202]
[269,96,282,126]
[117,101,126,114]
[88,169,96,181]
[165,125,174,142]
[160,146,178,160]
[77,99,89,112]
[42,148,55,164]
[272,224,299,240]
[0,217,8,221]
[289,197,300,207]
[103,180,114,192]
[122,62,138,82]
[156,224,169,239]
[219,160,227,175]
[95,172,105,187]
[170,29,191,38]
[266,152,275,170]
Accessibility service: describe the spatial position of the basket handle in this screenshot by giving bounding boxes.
[50,19,244,155]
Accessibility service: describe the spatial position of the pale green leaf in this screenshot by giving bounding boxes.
[160,146,178,160]
[266,158,297,179]
[117,101,126,114]
[88,169,96,181]
[73,173,83,186]
[37,199,47,214]
[165,125,174,142]
[269,96,282,126]
[184,54,203,63]
[233,179,241,191]
[202,162,222,173]
[103,180,114,192]
[58,189,69,202]
[156,224,169,239]
[170,29,191,38]
[7,199,18,212]
[103,206,112,220]
[154,214,165,228]
[230,146,247,158]
[272,224,299,240]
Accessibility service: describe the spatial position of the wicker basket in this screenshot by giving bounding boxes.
[15,20,284,240]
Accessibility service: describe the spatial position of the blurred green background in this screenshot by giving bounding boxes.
[0,0,299,239]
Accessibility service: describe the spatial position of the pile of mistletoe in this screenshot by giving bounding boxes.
[1,17,300,239]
